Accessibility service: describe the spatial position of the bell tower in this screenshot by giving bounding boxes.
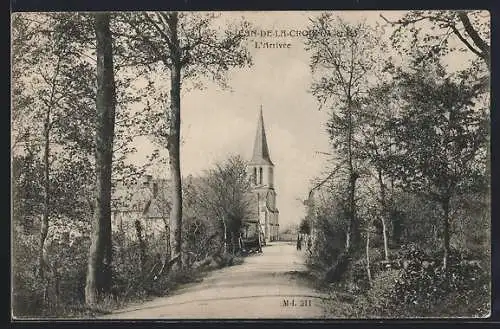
[248,107,274,188]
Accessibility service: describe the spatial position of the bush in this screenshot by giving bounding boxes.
[12,222,91,318]
[12,217,246,318]
[349,269,402,318]
[328,243,490,318]
[307,215,346,270]
[387,244,488,317]
[12,232,45,317]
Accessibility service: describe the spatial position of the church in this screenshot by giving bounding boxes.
[246,108,280,243]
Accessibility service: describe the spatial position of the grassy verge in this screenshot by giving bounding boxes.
[12,253,246,319]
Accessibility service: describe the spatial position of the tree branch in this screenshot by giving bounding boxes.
[448,24,484,58]
[143,12,174,50]
[457,11,490,66]
[308,161,346,200]
[457,12,490,53]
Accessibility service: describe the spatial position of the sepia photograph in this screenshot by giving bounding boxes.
[10,10,491,319]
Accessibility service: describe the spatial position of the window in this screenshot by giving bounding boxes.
[253,167,257,185]
[259,167,263,185]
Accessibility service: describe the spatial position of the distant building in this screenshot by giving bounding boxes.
[111,175,171,241]
[246,108,279,243]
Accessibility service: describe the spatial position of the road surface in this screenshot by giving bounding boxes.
[100,241,328,319]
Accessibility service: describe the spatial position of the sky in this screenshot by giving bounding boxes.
[128,11,483,230]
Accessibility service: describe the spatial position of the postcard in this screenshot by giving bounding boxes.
[11,10,491,319]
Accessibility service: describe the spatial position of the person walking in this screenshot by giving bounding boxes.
[258,231,263,253]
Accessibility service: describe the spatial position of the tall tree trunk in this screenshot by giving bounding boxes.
[345,228,351,251]
[441,196,451,270]
[222,217,228,254]
[347,172,359,252]
[346,95,360,254]
[38,55,62,281]
[381,217,389,262]
[377,169,390,261]
[325,94,359,283]
[85,12,116,306]
[366,223,372,284]
[166,12,183,270]
[39,122,50,281]
[162,217,171,257]
[135,219,147,270]
[229,231,234,255]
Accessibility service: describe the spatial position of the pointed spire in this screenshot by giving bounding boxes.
[250,106,274,166]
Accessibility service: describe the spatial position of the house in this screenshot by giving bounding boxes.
[246,108,280,243]
[111,175,171,241]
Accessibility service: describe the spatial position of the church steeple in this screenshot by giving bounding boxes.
[247,106,279,243]
[250,106,274,166]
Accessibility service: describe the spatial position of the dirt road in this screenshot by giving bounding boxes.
[99,241,328,319]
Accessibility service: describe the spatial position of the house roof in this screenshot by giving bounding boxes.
[112,177,171,219]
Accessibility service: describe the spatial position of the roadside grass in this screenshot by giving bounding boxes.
[13,253,246,319]
[88,253,246,318]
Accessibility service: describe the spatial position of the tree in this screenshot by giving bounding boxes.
[381,10,491,186]
[182,178,220,265]
[11,12,165,312]
[12,13,96,282]
[116,12,251,268]
[85,12,117,305]
[299,218,311,235]
[357,81,403,261]
[11,149,44,233]
[194,155,254,255]
[306,180,351,272]
[382,10,490,70]
[305,14,382,261]
[388,59,489,270]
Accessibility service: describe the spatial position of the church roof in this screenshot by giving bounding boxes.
[249,108,274,166]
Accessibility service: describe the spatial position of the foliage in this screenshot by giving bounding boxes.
[12,222,91,317]
[114,12,252,89]
[323,243,490,318]
[389,244,489,317]
[305,11,489,317]
[111,12,253,268]
[298,218,311,235]
[189,155,254,254]
[305,14,388,258]
[345,269,401,318]
[387,59,488,197]
[384,10,490,69]
[306,187,349,270]
[11,154,44,231]
[12,10,252,317]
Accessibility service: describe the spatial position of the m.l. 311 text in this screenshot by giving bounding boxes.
[281,299,312,307]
